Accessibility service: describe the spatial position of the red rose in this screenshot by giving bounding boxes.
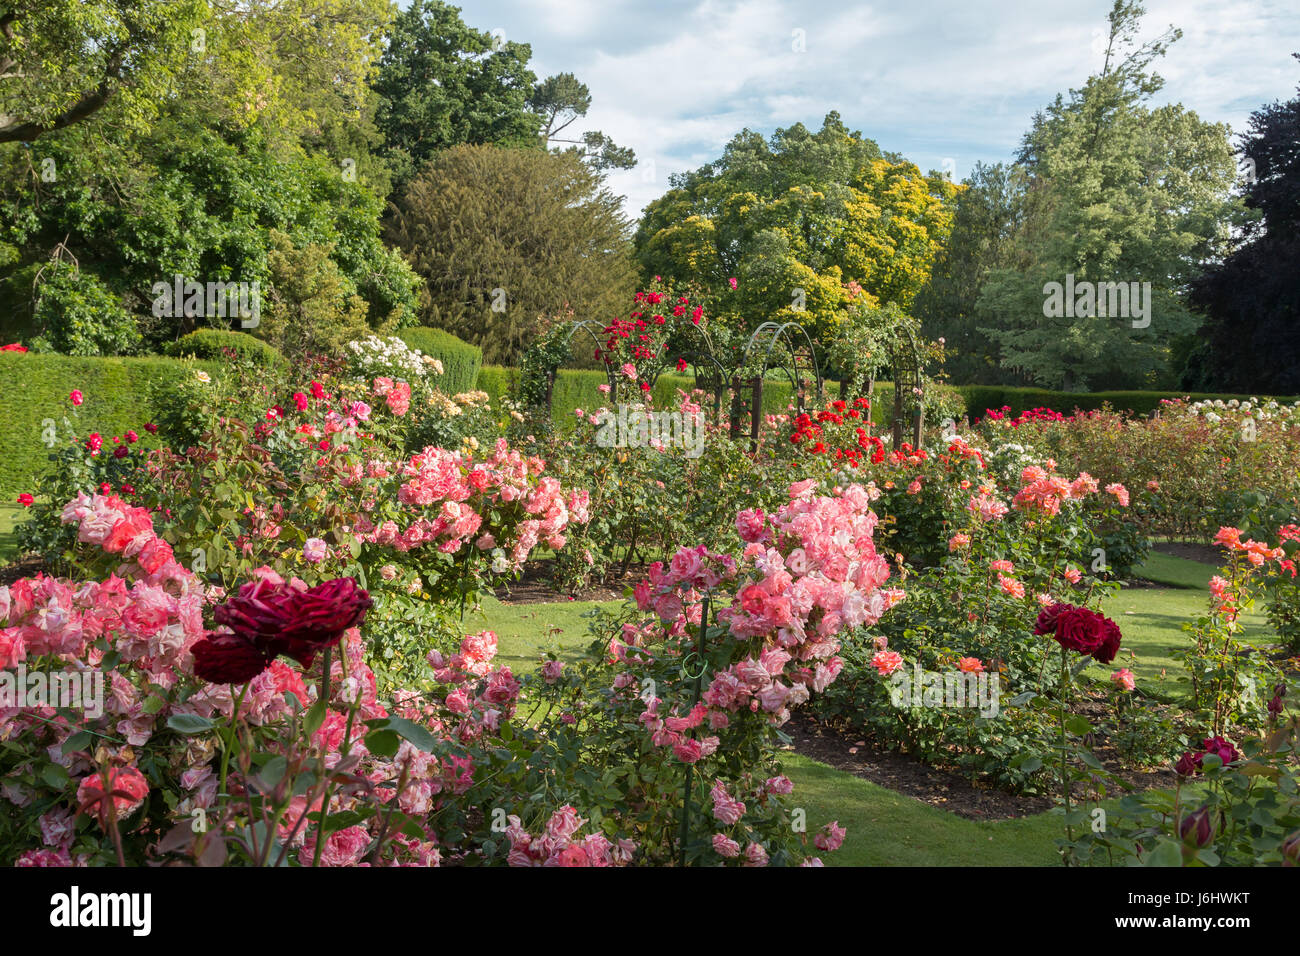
[213,576,372,672]
[1093,617,1123,664]
[1053,606,1106,655]
[16,493,33,507]
[1036,602,1123,662]
[76,767,149,826]
[1201,736,1239,765]
[192,632,273,684]
[270,578,373,667]
[1175,751,1200,776]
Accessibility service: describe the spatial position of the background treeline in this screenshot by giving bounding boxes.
[1,1,1296,393]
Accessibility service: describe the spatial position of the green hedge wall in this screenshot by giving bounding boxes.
[397,327,482,395]
[0,352,218,496]
[474,365,844,426]
[956,385,1298,420]
[163,329,283,367]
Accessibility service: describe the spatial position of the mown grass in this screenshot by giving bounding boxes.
[468,594,1071,865]
[470,548,1262,866]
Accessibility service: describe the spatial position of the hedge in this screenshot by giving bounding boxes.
[0,352,218,497]
[396,327,482,395]
[474,365,845,425]
[163,329,283,367]
[956,385,1299,421]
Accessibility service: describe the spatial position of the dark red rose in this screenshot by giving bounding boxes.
[1053,605,1107,655]
[1037,602,1123,662]
[1093,617,1123,664]
[267,578,373,668]
[192,632,272,684]
[1179,806,1216,848]
[214,576,372,671]
[1033,602,1070,636]
[1201,736,1239,766]
[1174,751,1200,776]
[1283,832,1300,866]
[213,577,302,642]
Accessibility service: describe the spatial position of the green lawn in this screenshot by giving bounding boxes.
[470,548,1268,865]
[779,753,1064,865]
[470,594,1071,865]
[0,519,1244,866]
[1135,550,1216,590]
[1088,551,1276,697]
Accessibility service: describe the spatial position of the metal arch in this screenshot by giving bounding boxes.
[889,322,925,451]
[741,320,824,417]
[557,319,619,393]
[672,349,731,421]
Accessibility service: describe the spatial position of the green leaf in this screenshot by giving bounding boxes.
[1144,839,1185,867]
[364,729,401,758]
[62,731,94,755]
[166,713,216,735]
[1065,715,1092,736]
[377,716,437,752]
[303,698,328,738]
[41,763,71,788]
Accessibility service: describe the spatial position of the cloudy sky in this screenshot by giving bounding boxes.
[441,0,1299,220]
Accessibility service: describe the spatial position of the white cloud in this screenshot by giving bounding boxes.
[446,0,1300,218]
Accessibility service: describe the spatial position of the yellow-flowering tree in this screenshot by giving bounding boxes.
[635,112,961,350]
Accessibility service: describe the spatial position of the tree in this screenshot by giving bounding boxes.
[0,0,205,143]
[1190,55,1300,393]
[634,113,960,349]
[373,0,541,186]
[529,73,635,171]
[0,0,420,353]
[385,144,636,364]
[976,1,1241,391]
[914,162,1034,385]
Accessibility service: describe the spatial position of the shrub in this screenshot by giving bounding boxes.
[163,329,283,368]
[396,327,483,395]
[0,352,217,498]
[30,265,140,357]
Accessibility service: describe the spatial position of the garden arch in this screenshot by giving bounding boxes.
[540,319,618,411]
[732,321,824,451]
[889,324,924,451]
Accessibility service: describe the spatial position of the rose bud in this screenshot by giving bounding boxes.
[1178,806,1216,848]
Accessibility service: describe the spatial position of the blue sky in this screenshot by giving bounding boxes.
[439,0,1299,220]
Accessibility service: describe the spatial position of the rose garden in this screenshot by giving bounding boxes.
[1,2,1298,873]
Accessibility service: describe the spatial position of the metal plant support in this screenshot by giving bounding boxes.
[544,319,617,411]
[732,321,824,452]
[890,324,924,451]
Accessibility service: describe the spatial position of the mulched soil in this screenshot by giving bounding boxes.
[786,713,1052,820]
[0,556,44,587]
[1153,540,1224,565]
[491,557,642,604]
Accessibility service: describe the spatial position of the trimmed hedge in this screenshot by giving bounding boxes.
[0,352,218,496]
[163,329,283,367]
[956,385,1299,421]
[397,327,482,395]
[475,365,847,425]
